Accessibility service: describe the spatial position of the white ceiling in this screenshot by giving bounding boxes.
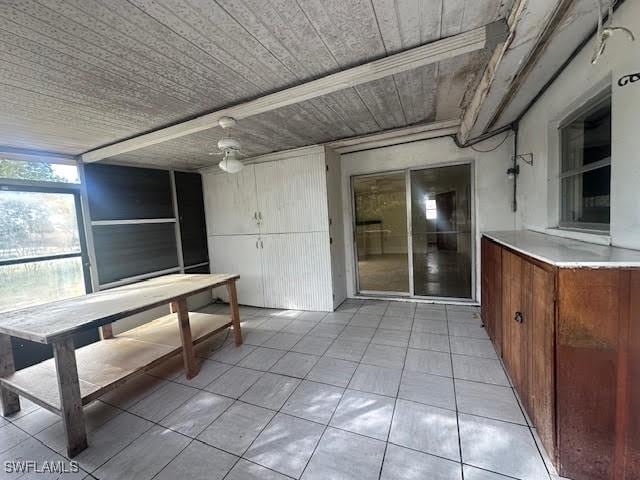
[0,0,604,171]
[0,0,513,169]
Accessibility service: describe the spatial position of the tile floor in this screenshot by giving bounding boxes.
[0,300,569,480]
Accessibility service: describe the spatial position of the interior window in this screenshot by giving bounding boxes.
[559,94,611,231]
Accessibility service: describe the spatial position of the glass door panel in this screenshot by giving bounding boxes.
[353,172,409,293]
[410,164,472,298]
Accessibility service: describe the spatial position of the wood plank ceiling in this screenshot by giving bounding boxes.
[0,0,512,170]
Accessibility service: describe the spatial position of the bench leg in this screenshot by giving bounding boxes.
[0,334,20,417]
[53,337,87,457]
[226,281,243,346]
[175,298,199,379]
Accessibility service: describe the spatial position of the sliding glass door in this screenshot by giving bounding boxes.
[410,164,472,299]
[353,172,409,294]
[353,163,473,299]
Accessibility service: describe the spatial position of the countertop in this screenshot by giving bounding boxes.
[482,230,640,267]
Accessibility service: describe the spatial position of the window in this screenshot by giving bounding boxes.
[0,158,79,183]
[425,197,438,219]
[0,189,87,312]
[559,94,611,231]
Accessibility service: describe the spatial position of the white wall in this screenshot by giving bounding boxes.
[516,0,640,249]
[340,135,515,301]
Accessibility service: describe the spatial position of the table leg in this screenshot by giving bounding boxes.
[0,334,20,417]
[53,337,87,457]
[175,298,199,379]
[99,324,114,340]
[226,280,243,346]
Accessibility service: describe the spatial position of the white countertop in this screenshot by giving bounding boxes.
[483,230,640,267]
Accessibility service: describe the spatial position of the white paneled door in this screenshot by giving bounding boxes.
[260,232,332,311]
[203,166,259,235]
[254,154,328,234]
[209,234,264,306]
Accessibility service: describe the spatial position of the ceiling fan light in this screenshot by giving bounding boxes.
[219,155,243,173]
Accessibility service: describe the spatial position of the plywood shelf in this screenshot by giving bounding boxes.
[0,311,231,413]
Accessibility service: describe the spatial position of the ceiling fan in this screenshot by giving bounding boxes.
[208,116,245,173]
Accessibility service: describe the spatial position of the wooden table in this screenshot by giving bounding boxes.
[0,273,241,457]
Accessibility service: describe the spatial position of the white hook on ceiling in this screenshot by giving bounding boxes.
[592,0,635,65]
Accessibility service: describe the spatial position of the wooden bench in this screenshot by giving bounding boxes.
[0,273,241,457]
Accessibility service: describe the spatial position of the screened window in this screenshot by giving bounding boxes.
[559,94,611,231]
[0,158,79,183]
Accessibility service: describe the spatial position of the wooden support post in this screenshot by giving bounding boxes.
[226,280,243,346]
[0,334,20,417]
[52,337,87,457]
[99,324,114,340]
[175,298,198,379]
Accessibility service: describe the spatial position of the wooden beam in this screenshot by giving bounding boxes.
[329,119,460,154]
[81,23,507,163]
[458,0,573,144]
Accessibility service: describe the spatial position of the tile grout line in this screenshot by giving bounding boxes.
[298,300,392,480]
[445,304,467,480]
[5,303,549,480]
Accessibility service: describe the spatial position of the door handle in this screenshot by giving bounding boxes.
[514,311,524,323]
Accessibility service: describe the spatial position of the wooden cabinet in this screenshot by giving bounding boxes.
[209,235,264,307]
[254,152,328,234]
[203,165,259,235]
[202,146,345,311]
[481,235,638,480]
[481,237,502,355]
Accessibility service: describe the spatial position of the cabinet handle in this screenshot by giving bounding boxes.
[514,311,524,324]
[258,211,262,221]
[256,240,259,249]
[260,240,264,249]
[253,211,257,220]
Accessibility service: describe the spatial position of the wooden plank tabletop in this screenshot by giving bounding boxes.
[0,274,239,344]
[2,310,233,412]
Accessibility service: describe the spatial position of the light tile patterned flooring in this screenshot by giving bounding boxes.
[0,300,568,480]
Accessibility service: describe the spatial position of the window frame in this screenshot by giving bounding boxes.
[0,180,93,296]
[557,91,612,233]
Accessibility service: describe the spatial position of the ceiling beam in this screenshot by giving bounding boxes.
[328,119,461,154]
[81,22,507,163]
[458,0,574,144]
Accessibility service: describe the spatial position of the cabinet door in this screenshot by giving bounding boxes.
[260,232,332,311]
[254,154,328,234]
[626,270,640,480]
[527,262,556,461]
[481,238,503,354]
[202,166,259,235]
[501,250,528,397]
[209,235,264,307]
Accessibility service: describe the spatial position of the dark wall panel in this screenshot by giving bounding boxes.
[85,163,173,220]
[175,171,209,267]
[93,223,179,284]
[185,264,210,274]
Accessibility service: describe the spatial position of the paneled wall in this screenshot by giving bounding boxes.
[84,163,210,332]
